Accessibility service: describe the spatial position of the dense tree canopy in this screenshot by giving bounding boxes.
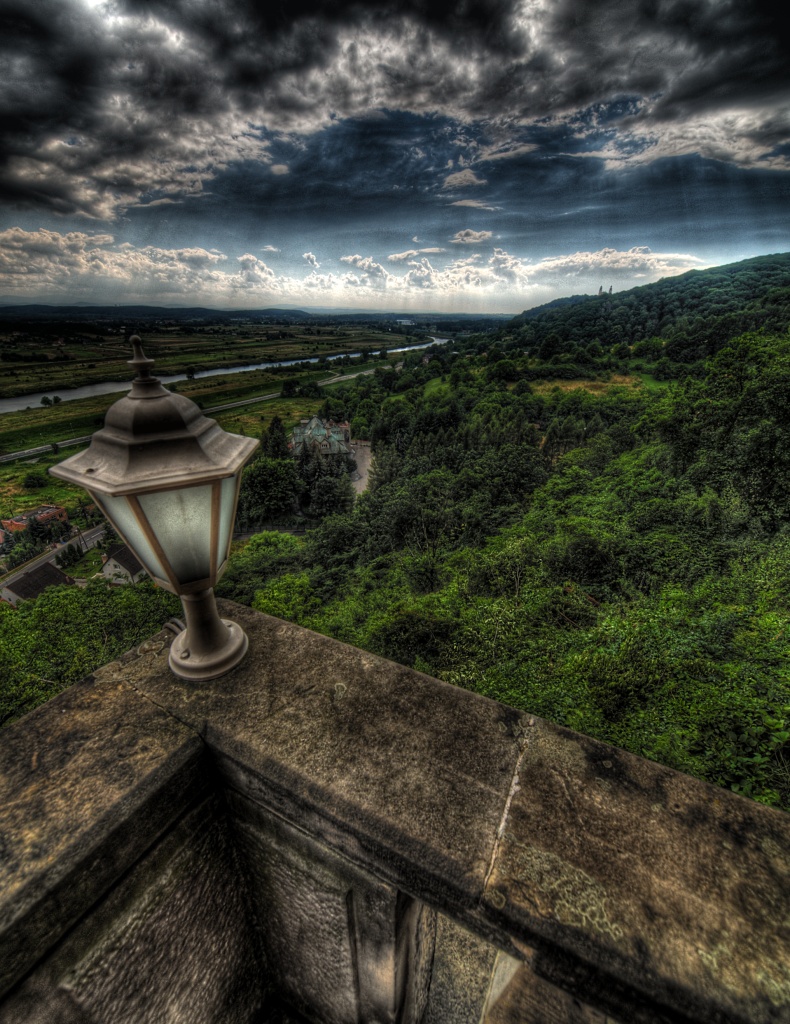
[0,580,178,727]
[228,327,790,811]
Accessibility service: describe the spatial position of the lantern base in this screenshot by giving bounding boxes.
[168,588,250,680]
[169,619,249,680]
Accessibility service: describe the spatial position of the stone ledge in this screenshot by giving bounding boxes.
[0,672,207,998]
[95,606,525,922]
[485,723,790,1024]
[89,600,790,1024]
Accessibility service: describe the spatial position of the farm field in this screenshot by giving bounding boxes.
[0,365,330,452]
[0,319,407,399]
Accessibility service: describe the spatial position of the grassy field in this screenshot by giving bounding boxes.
[0,322,407,399]
[67,547,105,578]
[632,369,670,392]
[0,452,81,521]
[0,398,113,454]
[531,373,645,395]
[211,395,324,440]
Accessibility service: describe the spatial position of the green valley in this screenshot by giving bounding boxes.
[3,254,790,813]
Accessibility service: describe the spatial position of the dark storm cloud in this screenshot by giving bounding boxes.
[202,113,459,211]
[542,0,790,114]
[123,0,526,62]
[0,0,788,219]
[0,2,102,161]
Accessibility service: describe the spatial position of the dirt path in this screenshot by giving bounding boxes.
[351,441,372,494]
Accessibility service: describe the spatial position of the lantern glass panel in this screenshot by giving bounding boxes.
[98,492,169,582]
[216,474,238,573]
[138,483,214,585]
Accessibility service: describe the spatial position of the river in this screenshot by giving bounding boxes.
[0,338,449,415]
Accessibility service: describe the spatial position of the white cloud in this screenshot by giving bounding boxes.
[477,143,538,163]
[450,199,500,211]
[270,164,290,175]
[0,228,710,312]
[573,107,790,172]
[487,247,527,284]
[442,169,487,190]
[133,197,179,208]
[302,251,320,268]
[0,228,235,300]
[236,253,278,289]
[262,245,280,252]
[526,245,706,279]
[388,247,447,261]
[450,229,493,245]
[340,253,392,287]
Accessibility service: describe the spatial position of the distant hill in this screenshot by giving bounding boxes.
[515,293,593,319]
[0,303,512,328]
[508,252,790,360]
[0,304,313,321]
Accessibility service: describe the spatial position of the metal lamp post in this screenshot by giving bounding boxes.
[50,336,259,680]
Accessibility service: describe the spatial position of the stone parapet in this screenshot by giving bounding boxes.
[1,600,789,1023]
[0,670,208,1000]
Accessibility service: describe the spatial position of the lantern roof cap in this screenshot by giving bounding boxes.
[50,336,258,496]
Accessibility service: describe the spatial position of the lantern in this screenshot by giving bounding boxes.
[50,337,259,679]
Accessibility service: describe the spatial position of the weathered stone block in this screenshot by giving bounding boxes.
[481,719,790,1023]
[227,789,435,1024]
[422,913,503,1024]
[1,796,263,1024]
[94,603,525,923]
[0,673,206,998]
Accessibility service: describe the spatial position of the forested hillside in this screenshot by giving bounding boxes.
[510,251,790,364]
[2,255,789,812]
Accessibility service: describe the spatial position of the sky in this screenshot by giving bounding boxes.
[0,0,789,313]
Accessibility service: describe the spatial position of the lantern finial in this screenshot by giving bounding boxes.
[128,334,155,379]
[127,334,168,400]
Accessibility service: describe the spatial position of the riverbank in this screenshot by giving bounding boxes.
[0,367,377,463]
[0,338,448,413]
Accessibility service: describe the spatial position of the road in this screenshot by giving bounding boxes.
[0,369,376,463]
[0,525,105,589]
[0,435,93,464]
